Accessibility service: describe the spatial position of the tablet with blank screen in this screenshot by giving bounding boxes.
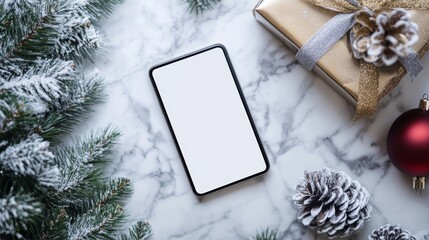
[149,44,269,196]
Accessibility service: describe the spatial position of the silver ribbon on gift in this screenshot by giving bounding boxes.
[295,0,423,79]
[295,13,356,71]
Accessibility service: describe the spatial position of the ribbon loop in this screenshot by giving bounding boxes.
[296,13,356,71]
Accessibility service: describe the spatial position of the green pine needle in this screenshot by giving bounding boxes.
[69,203,126,240]
[0,0,109,64]
[82,0,125,22]
[0,0,43,58]
[253,228,279,240]
[42,209,69,240]
[53,126,121,194]
[67,177,132,218]
[0,93,37,143]
[39,74,105,143]
[1,58,77,113]
[183,0,221,15]
[121,221,152,240]
[0,188,43,238]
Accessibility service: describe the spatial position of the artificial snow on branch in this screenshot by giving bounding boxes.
[0,94,31,137]
[0,189,42,238]
[252,228,279,240]
[50,127,121,207]
[183,0,221,15]
[0,134,60,187]
[0,0,151,239]
[1,59,76,113]
[121,221,152,240]
[0,0,114,64]
[68,203,125,239]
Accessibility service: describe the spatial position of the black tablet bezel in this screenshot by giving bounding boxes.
[149,44,269,196]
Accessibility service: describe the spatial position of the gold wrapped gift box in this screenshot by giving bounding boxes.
[254,0,429,108]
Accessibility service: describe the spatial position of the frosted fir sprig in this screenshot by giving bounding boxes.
[68,178,132,217]
[253,228,279,240]
[121,221,152,240]
[0,59,76,113]
[0,189,43,238]
[0,95,28,135]
[0,0,152,239]
[0,134,61,187]
[183,0,221,15]
[0,0,106,64]
[81,0,124,21]
[54,126,120,196]
[37,73,105,142]
[68,203,125,239]
[0,73,105,144]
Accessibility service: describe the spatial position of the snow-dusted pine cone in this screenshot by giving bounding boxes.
[293,168,371,238]
[369,225,415,240]
[351,8,419,66]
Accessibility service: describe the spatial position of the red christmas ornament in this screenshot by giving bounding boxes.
[387,94,429,192]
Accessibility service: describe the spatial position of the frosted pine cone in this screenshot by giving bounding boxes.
[352,8,419,66]
[369,225,415,240]
[293,168,371,238]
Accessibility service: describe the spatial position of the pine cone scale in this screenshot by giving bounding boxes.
[310,202,324,216]
[302,214,316,226]
[315,210,329,223]
[347,216,359,225]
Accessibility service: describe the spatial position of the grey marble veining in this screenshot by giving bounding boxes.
[82,0,429,239]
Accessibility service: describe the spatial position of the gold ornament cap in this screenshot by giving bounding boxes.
[413,177,426,193]
[412,94,429,193]
[419,93,429,111]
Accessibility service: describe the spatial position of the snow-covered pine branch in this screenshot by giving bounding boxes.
[0,0,151,238]
[81,0,124,21]
[68,177,132,217]
[121,221,152,240]
[0,57,26,81]
[0,94,28,136]
[42,209,69,239]
[1,0,104,64]
[0,134,61,188]
[0,62,104,142]
[54,126,120,194]
[59,72,104,114]
[36,73,105,142]
[0,59,76,113]
[68,203,125,240]
[0,189,43,238]
[53,0,103,64]
[0,0,44,58]
[183,0,221,14]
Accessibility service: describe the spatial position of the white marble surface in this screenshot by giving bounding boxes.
[84,0,429,239]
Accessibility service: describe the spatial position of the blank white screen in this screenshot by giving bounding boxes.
[152,46,268,195]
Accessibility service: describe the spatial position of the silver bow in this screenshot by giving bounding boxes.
[295,0,423,79]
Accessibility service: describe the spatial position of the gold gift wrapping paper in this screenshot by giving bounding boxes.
[254,0,429,107]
